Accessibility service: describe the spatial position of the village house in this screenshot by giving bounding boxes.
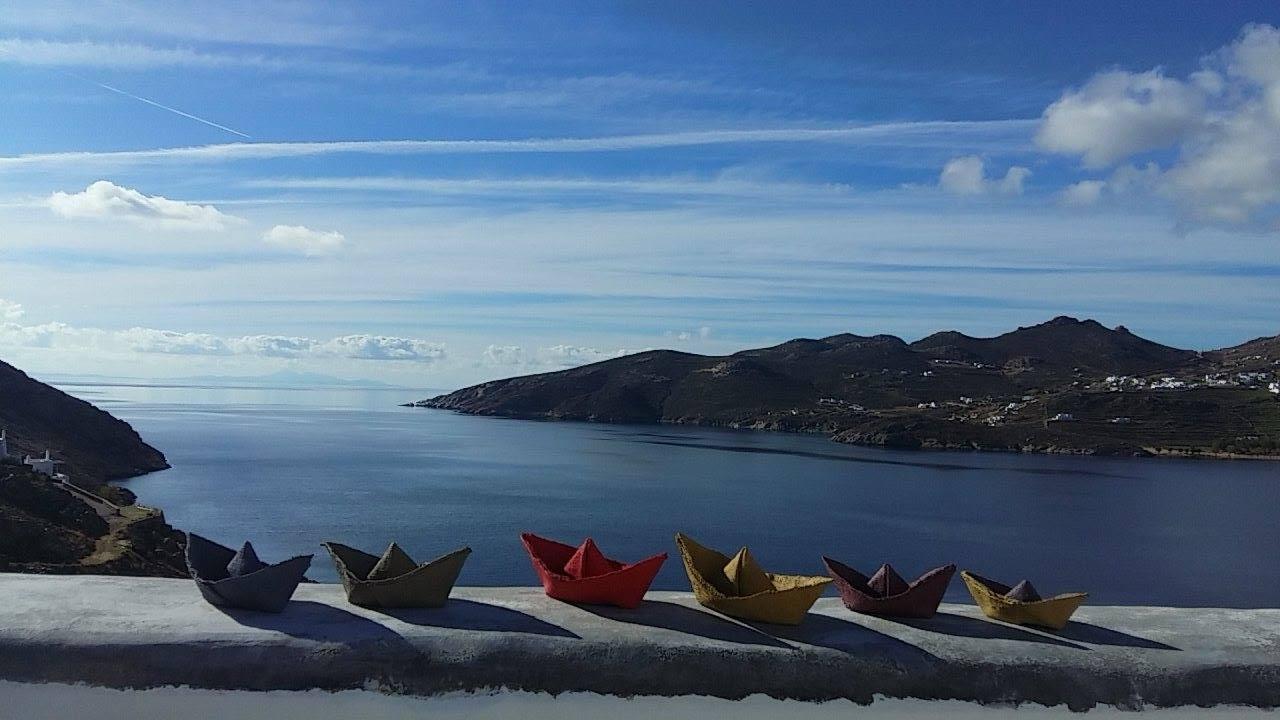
[24,450,57,477]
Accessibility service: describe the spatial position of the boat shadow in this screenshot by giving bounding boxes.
[1055,620,1180,650]
[214,600,419,649]
[893,612,1089,650]
[746,612,941,662]
[579,600,792,648]
[373,599,580,639]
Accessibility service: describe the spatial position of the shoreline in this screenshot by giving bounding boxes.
[411,405,1280,463]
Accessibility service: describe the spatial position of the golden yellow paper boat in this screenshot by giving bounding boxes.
[961,570,1087,630]
[675,533,831,625]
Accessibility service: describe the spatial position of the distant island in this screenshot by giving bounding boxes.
[1,359,185,576]
[43,368,403,390]
[414,316,1280,458]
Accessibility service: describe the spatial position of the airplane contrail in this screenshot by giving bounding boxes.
[0,46,251,139]
[89,80,251,139]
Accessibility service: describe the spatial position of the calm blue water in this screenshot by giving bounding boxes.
[62,382,1280,607]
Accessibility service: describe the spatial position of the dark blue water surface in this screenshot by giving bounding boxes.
[65,383,1280,607]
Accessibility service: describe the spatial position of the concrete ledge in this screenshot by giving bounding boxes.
[1,575,1277,710]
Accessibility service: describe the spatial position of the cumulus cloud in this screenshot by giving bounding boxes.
[1039,23,1280,230]
[319,335,443,361]
[120,327,231,355]
[939,156,1030,196]
[1059,180,1105,206]
[1036,70,1208,168]
[481,345,525,366]
[262,224,346,256]
[46,180,238,230]
[0,299,24,321]
[0,306,444,363]
[479,344,632,370]
[539,344,633,366]
[667,326,712,342]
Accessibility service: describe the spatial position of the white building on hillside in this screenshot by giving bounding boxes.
[25,450,56,477]
[0,429,8,459]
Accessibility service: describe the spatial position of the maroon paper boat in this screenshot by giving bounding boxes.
[823,557,956,619]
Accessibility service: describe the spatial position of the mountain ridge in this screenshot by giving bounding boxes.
[1,359,169,483]
[416,317,1280,458]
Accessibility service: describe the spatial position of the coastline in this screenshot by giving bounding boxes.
[1141,447,1280,461]
[412,405,1280,462]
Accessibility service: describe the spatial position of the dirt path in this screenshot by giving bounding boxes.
[57,482,159,567]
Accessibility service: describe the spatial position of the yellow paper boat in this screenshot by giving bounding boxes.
[675,533,831,625]
[961,570,1087,630]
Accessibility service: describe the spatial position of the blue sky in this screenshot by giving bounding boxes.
[1,1,1278,387]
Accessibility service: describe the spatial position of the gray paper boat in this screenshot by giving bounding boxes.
[185,533,312,613]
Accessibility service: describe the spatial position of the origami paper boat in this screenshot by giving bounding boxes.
[521,533,666,609]
[823,557,955,618]
[185,533,312,613]
[322,541,471,608]
[961,570,1087,630]
[675,533,831,625]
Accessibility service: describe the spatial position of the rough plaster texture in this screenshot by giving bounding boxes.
[0,575,1276,711]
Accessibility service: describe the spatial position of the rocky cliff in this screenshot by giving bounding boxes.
[0,359,169,483]
[418,317,1280,457]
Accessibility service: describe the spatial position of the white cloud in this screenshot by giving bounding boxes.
[939,156,986,195]
[228,335,318,358]
[0,313,444,364]
[481,345,525,366]
[262,225,346,256]
[479,344,632,370]
[246,175,860,203]
[539,344,632,366]
[1060,180,1105,206]
[319,335,444,362]
[0,38,249,69]
[119,327,231,355]
[668,326,712,342]
[0,299,24,321]
[1037,24,1280,230]
[939,156,1030,195]
[1036,70,1208,168]
[46,180,238,230]
[0,2,410,49]
[0,120,1036,169]
[997,166,1031,195]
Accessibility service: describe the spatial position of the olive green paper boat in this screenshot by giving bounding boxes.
[322,541,471,608]
[675,533,831,625]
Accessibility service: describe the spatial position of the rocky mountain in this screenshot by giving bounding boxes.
[417,317,1280,457]
[909,316,1196,375]
[0,465,186,577]
[0,359,185,577]
[0,360,169,483]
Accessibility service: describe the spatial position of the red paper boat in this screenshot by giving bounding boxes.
[521,533,667,609]
[823,556,956,619]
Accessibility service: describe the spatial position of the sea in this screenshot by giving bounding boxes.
[56,381,1280,607]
